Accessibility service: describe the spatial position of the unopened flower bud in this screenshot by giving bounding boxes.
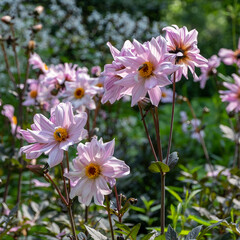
[27,164,45,176]
[32,24,42,33]
[28,40,36,50]
[138,97,152,111]
[34,6,44,15]
[203,106,210,114]
[1,15,12,24]
[177,95,184,104]
[129,198,138,205]
[121,194,127,202]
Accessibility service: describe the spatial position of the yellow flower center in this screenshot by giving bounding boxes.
[44,64,48,71]
[74,87,85,99]
[53,127,68,142]
[30,90,38,98]
[162,92,167,98]
[85,163,101,179]
[96,83,103,88]
[138,62,154,78]
[12,116,17,125]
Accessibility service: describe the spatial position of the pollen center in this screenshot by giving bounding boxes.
[74,87,85,99]
[96,83,103,88]
[85,163,101,179]
[30,90,38,98]
[44,64,48,71]
[138,62,153,78]
[12,116,17,125]
[54,127,68,142]
[162,92,167,98]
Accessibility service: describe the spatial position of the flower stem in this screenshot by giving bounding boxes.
[114,185,122,223]
[105,195,114,240]
[160,174,165,235]
[166,73,176,165]
[138,103,158,162]
[60,162,69,203]
[67,201,78,240]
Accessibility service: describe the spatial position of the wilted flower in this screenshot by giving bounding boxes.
[20,102,87,167]
[32,24,43,33]
[34,6,44,15]
[163,25,208,81]
[219,38,240,67]
[195,55,220,89]
[64,138,130,206]
[219,74,240,112]
[115,37,178,106]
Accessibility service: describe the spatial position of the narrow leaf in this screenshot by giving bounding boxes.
[166,187,183,203]
[125,223,141,240]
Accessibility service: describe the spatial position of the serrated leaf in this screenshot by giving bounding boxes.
[84,225,107,240]
[164,152,179,170]
[185,225,202,240]
[148,162,170,173]
[125,223,141,240]
[165,225,178,240]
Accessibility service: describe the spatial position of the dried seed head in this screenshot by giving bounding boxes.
[1,16,12,24]
[138,97,152,111]
[34,6,44,15]
[32,24,42,33]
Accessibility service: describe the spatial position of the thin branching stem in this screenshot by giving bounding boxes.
[114,185,122,223]
[105,195,114,240]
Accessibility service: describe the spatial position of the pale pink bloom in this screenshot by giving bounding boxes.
[207,166,231,178]
[78,66,89,73]
[23,79,40,106]
[63,72,97,110]
[219,38,240,67]
[64,138,130,206]
[195,55,220,89]
[180,111,188,123]
[91,66,101,77]
[219,74,240,112]
[190,119,204,142]
[56,231,66,239]
[101,40,135,104]
[1,104,20,136]
[29,53,49,73]
[32,179,50,187]
[115,37,178,106]
[160,87,175,103]
[163,25,208,81]
[20,102,87,168]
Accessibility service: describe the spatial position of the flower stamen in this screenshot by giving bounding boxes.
[30,90,38,98]
[54,127,68,142]
[74,87,85,99]
[85,163,101,179]
[138,62,153,78]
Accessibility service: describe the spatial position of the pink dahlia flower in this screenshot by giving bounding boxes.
[23,79,40,106]
[163,25,208,81]
[64,138,130,206]
[219,38,240,67]
[195,55,220,89]
[115,37,178,106]
[101,40,135,104]
[219,74,240,112]
[63,72,97,110]
[29,53,49,73]
[91,66,101,77]
[20,102,87,167]
[160,87,175,103]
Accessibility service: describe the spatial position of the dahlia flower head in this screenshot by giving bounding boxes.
[23,79,41,106]
[160,87,175,103]
[219,38,240,67]
[195,55,220,89]
[29,53,49,73]
[64,137,130,206]
[102,36,179,107]
[163,25,208,82]
[20,102,87,167]
[219,74,240,112]
[101,40,135,105]
[62,72,97,110]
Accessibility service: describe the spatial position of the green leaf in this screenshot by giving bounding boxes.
[148,162,170,173]
[114,220,131,234]
[163,152,179,170]
[185,225,202,240]
[125,223,141,240]
[188,215,211,227]
[196,219,227,240]
[84,225,107,240]
[165,225,178,240]
[186,189,202,206]
[142,232,155,240]
[130,206,145,213]
[166,187,183,203]
[155,235,166,240]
